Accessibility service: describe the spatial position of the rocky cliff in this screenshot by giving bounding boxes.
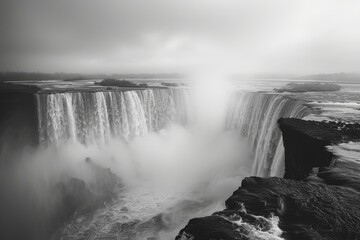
[176,119,360,240]
[279,118,360,180]
[0,88,39,160]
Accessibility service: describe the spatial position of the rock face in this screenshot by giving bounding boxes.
[0,158,122,240]
[0,88,39,157]
[176,119,360,240]
[279,118,360,180]
[50,160,123,239]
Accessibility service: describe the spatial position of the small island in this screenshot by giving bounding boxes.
[96,78,140,87]
[275,82,341,93]
[161,82,179,87]
[177,118,360,240]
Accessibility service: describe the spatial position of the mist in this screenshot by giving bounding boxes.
[0,78,255,239]
[1,1,360,239]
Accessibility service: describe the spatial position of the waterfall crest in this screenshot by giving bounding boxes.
[15,88,312,239]
[36,89,309,177]
[226,93,310,177]
[36,89,189,146]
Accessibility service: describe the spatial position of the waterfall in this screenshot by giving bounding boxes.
[17,88,311,239]
[36,88,309,177]
[36,89,189,146]
[226,92,310,177]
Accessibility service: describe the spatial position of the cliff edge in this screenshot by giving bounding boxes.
[176,119,360,240]
[278,118,360,180]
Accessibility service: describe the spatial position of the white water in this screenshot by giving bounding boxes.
[226,93,310,177]
[42,125,252,240]
[327,141,360,164]
[36,89,309,178]
[36,89,189,145]
[19,87,309,239]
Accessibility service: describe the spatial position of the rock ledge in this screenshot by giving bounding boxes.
[176,119,360,240]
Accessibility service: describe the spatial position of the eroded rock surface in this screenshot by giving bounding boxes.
[279,118,360,180]
[177,119,360,240]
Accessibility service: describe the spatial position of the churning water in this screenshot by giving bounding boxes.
[0,79,312,240]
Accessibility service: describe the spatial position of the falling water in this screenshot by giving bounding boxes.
[36,89,189,146]
[36,89,309,177]
[226,92,310,177]
[1,87,312,240]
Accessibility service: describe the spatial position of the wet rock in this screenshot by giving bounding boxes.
[177,176,360,240]
[85,157,122,195]
[50,163,122,239]
[278,118,360,180]
[176,216,246,240]
[177,119,360,240]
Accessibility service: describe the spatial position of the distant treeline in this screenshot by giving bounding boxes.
[0,72,102,81]
[296,72,360,82]
[96,78,142,87]
[233,72,360,82]
[275,82,341,93]
[1,72,359,82]
[112,73,182,79]
[0,72,182,82]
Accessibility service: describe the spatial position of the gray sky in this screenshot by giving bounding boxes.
[1,0,360,74]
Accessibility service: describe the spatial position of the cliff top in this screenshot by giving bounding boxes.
[278,118,360,144]
[178,118,360,240]
[0,79,168,94]
[0,81,41,93]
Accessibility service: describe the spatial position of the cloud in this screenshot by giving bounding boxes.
[1,0,360,74]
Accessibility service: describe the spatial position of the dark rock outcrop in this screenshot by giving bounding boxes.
[50,160,122,239]
[96,78,140,87]
[176,119,360,240]
[0,89,39,160]
[279,118,360,180]
[0,158,122,240]
[161,82,179,87]
[178,176,360,240]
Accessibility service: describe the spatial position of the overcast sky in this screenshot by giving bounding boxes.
[1,0,360,74]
